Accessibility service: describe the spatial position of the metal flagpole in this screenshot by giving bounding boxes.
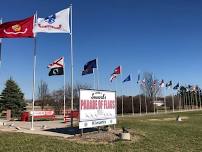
[93,68,96,89]
[164,87,167,113]
[0,18,2,67]
[120,66,124,117]
[199,90,201,109]
[31,12,37,130]
[70,4,74,127]
[144,93,147,114]
[131,95,134,115]
[63,62,66,122]
[139,85,142,115]
[96,57,99,90]
[172,87,174,112]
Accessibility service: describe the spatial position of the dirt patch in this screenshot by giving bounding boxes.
[67,128,142,144]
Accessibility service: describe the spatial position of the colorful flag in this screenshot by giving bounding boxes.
[159,79,165,87]
[0,16,34,38]
[48,57,64,76]
[173,83,179,90]
[83,59,97,70]
[0,18,2,65]
[110,66,121,82]
[137,73,140,84]
[82,59,96,76]
[123,75,131,83]
[141,79,146,87]
[166,81,172,88]
[34,8,70,33]
[153,80,157,86]
[48,57,64,68]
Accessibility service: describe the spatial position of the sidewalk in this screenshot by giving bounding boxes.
[0,119,75,138]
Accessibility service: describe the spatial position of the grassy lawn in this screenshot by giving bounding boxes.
[0,111,202,152]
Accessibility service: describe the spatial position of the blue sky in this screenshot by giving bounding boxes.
[1,0,202,99]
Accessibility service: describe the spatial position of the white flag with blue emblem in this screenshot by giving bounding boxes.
[34,8,70,33]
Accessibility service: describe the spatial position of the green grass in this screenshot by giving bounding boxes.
[1,111,202,152]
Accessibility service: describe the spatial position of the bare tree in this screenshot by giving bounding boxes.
[140,72,160,97]
[37,80,49,110]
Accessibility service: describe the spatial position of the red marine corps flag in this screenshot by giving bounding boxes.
[0,16,34,38]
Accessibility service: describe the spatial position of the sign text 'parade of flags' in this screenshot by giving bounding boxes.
[48,57,64,76]
[123,75,131,83]
[0,16,34,38]
[34,8,70,33]
[82,59,96,75]
[110,66,121,82]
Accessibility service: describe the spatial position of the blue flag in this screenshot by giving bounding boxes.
[84,59,97,70]
[82,68,94,75]
[123,75,131,83]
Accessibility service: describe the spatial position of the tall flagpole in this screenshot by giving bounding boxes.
[93,68,96,89]
[70,4,74,127]
[96,57,99,90]
[121,66,124,117]
[31,12,37,130]
[63,62,66,122]
[164,87,167,113]
[0,18,2,67]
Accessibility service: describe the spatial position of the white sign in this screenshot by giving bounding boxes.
[79,89,116,129]
[30,111,54,116]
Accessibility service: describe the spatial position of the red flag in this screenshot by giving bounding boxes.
[0,16,34,38]
[113,66,121,74]
[110,66,121,82]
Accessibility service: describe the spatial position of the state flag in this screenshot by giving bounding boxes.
[159,79,165,88]
[81,59,96,76]
[48,57,64,76]
[123,75,131,83]
[34,8,70,33]
[82,68,94,75]
[48,57,64,68]
[173,83,179,90]
[83,59,97,70]
[0,16,34,38]
[166,81,172,88]
[110,66,121,82]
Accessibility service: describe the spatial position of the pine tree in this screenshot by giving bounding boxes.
[0,78,26,117]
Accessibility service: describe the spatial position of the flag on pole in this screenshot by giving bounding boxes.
[173,83,179,90]
[82,59,96,75]
[137,73,140,84]
[110,66,121,82]
[0,37,1,65]
[34,8,70,33]
[48,57,64,76]
[166,81,172,88]
[123,75,131,83]
[82,68,93,75]
[0,16,34,38]
[153,80,157,86]
[159,79,165,87]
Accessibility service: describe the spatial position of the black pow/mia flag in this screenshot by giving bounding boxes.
[49,67,64,76]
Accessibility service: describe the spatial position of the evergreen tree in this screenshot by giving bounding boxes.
[0,78,26,117]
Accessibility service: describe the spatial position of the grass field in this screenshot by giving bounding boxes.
[0,110,202,152]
